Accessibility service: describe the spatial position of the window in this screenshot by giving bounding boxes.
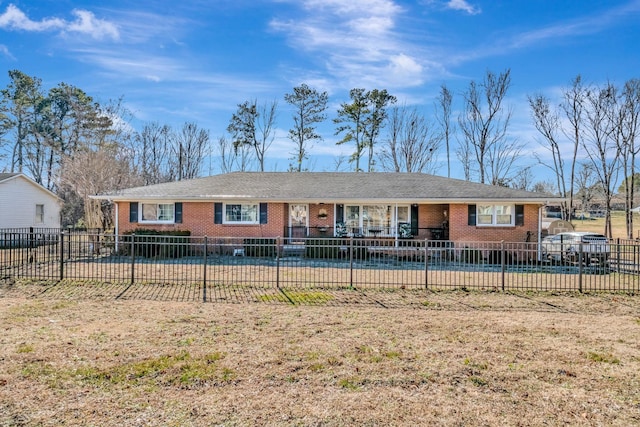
[396,206,409,223]
[35,204,44,223]
[141,203,175,222]
[339,204,409,236]
[476,204,514,226]
[224,203,258,224]
[362,205,390,229]
[345,205,360,230]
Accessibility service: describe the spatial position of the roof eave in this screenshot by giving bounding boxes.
[92,195,564,205]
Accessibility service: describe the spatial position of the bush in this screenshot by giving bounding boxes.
[121,230,192,258]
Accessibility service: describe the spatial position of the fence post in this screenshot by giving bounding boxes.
[349,236,354,289]
[59,231,65,281]
[130,234,136,286]
[501,241,505,292]
[578,243,583,293]
[276,236,281,290]
[203,236,208,302]
[616,238,621,274]
[424,239,429,289]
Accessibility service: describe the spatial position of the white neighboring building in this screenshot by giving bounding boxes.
[0,173,61,229]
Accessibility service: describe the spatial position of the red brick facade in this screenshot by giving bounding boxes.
[117,201,542,243]
[448,204,540,242]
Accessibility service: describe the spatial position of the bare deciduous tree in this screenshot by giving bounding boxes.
[135,122,172,185]
[615,79,640,238]
[435,84,453,177]
[575,162,597,217]
[560,75,587,224]
[171,122,209,181]
[458,69,515,185]
[59,147,141,229]
[529,93,571,219]
[583,82,620,238]
[379,105,442,173]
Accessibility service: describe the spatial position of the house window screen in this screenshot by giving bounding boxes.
[35,204,44,223]
[476,204,514,226]
[477,205,494,225]
[495,205,513,225]
[141,203,175,222]
[363,205,389,229]
[396,206,409,223]
[225,203,258,223]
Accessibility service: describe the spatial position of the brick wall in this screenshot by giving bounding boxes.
[117,201,542,243]
[118,201,287,238]
[449,203,540,243]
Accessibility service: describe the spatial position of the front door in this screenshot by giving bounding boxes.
[289,204,308,239]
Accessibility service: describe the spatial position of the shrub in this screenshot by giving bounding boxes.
[120,230,192,258]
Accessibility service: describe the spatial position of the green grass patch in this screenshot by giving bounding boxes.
[469,376,488,387]
[587,351,620,364]
[259,290,334,304]
[22,351,232,389]
[16,343,34,353]
[338,376,365,390]
[464,357,488,370]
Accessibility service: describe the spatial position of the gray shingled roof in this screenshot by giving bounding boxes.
[94,172,558,204]
[0,173,19,183]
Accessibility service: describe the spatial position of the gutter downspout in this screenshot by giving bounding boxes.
[538,205,543,262]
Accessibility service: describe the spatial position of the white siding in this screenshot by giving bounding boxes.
[0,176,61,228]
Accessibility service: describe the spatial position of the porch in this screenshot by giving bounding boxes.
[282,225,448,241]
[284,202,450,241]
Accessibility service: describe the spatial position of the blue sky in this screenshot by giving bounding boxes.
[1,0,640,180]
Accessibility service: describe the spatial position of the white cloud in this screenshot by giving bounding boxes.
[445,0,481,15]
[0,4,64,31]
[67,9,119,40]
[270,0,432,89]
[0,4,119,40]
[0,44,14,59]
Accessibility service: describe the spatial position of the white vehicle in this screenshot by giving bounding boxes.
[541,232,610,266]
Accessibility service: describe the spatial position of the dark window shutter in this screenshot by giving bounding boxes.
[214,203,223,224]
[411,205,419,236]
[175,202,183,223]
[468,204,476,226]
[336,204,344,223]
[259,203,268,224]
[129,202,138,223]
[515,204,524,226]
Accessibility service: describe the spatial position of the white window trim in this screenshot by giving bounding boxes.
[35,204,45,224]
[139,202,176,224]
[476,204,515,227]
[223,202,260,225]
[340,204,411,236]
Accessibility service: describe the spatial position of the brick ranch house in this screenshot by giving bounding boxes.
[93,172,560,245]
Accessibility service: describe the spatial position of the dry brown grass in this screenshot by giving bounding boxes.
[1,282,639,426]
[572,210,635,239]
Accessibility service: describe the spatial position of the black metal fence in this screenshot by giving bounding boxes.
[1,230,639,294]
